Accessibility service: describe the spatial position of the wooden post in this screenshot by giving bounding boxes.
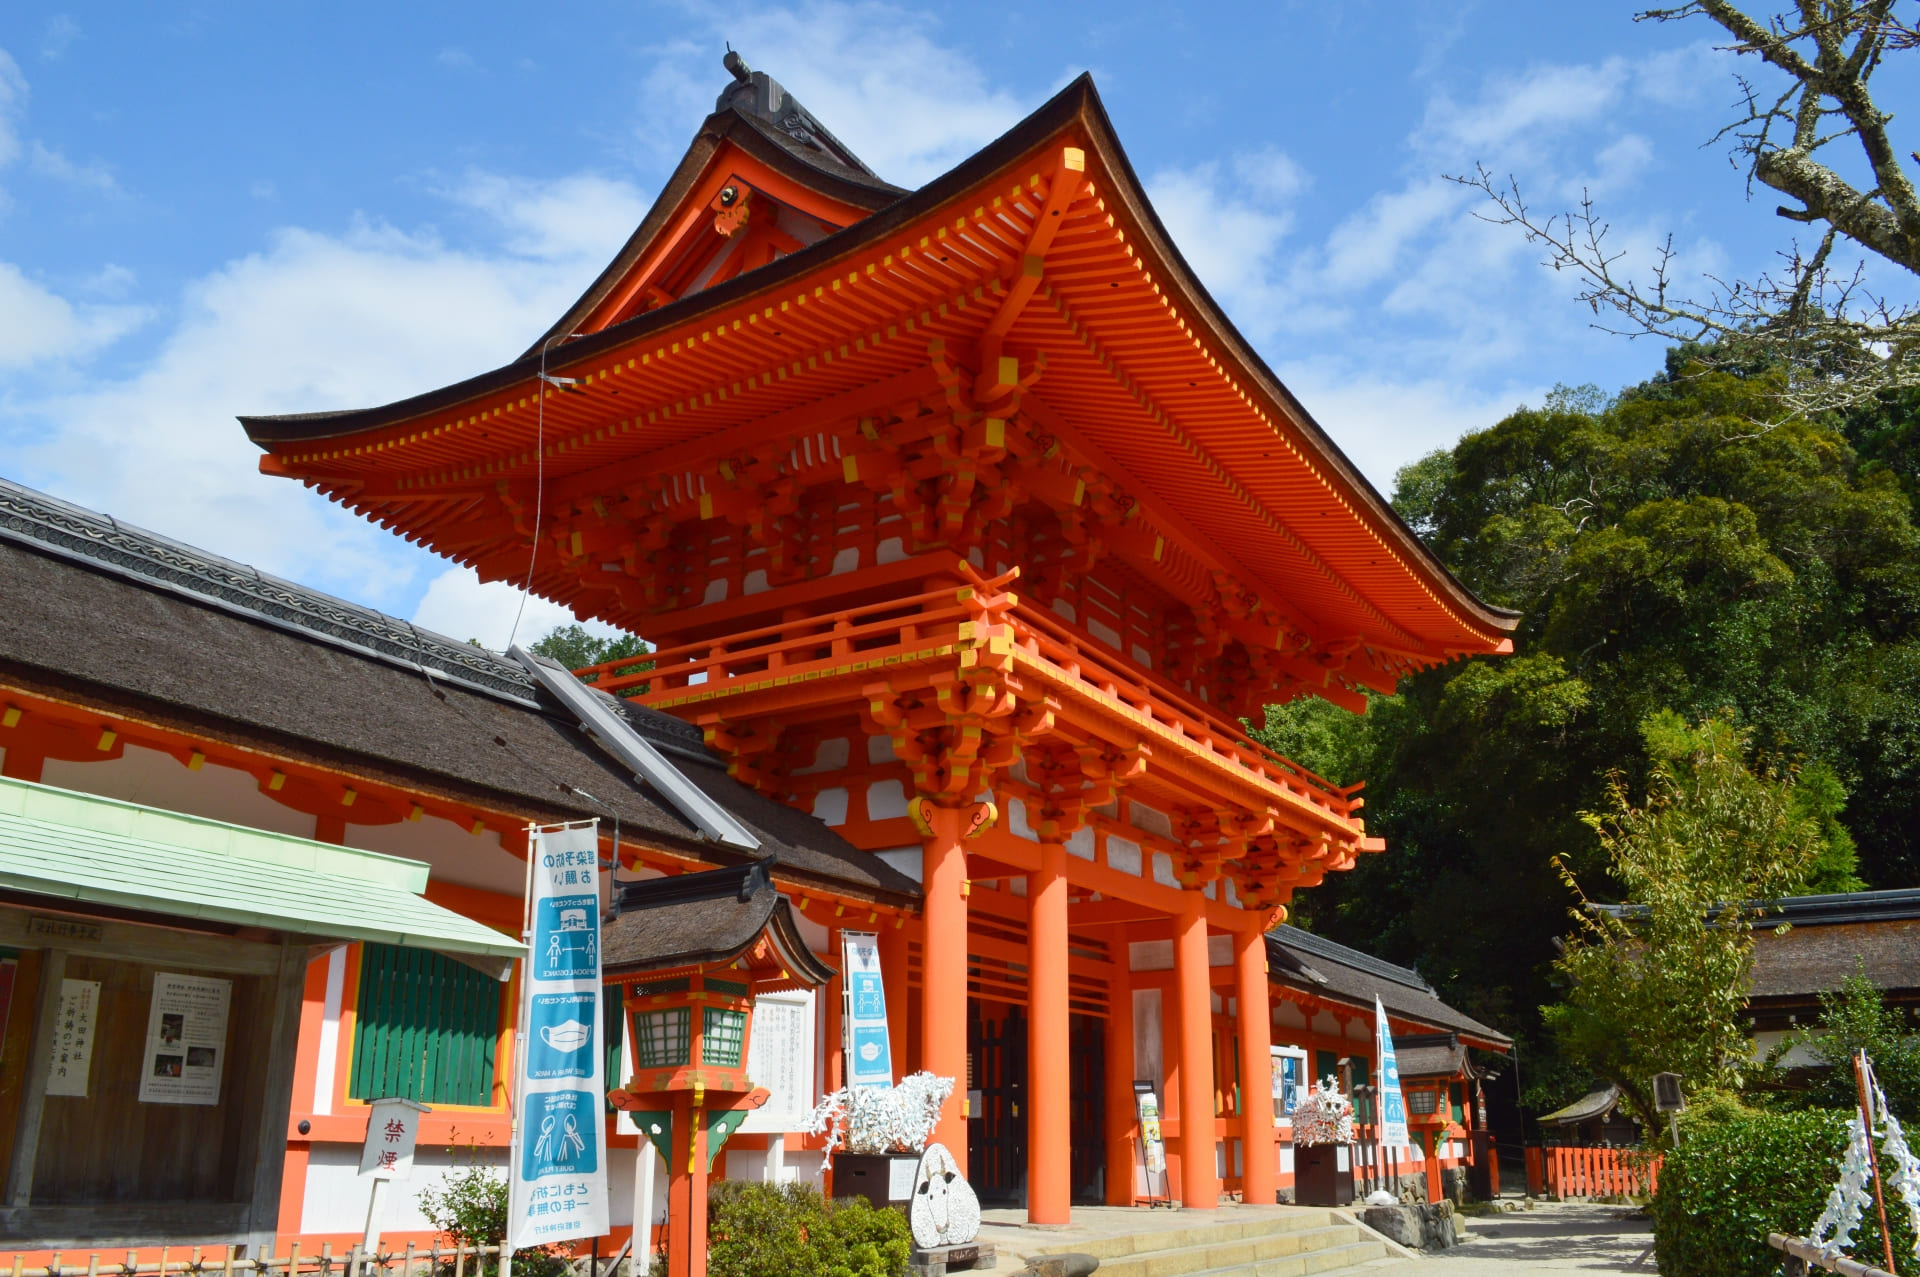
[1173,898,1218,1209]
[5,948,66,1210]
[1855,1051,1899,1276]
[1233,927,1276,1208]
[1026,842,1070,1225]
[1103,935,1136,1206]
[250,942,312,1252]
[920,804,970,1170]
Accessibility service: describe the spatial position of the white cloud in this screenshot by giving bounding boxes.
[441,171,649,262]
[436,47,477,71]
[0,48,26,169]
[1278,369,1552,497]
[413,567,625,652]
[1147,153,1303,336]
[4,175,646,613]
[29,140,118,195]
[1418,59,1631,163]
[0,262,148,366]
[40,16,79,62]
[638,2,1030,188]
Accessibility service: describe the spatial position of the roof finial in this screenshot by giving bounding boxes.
[723,46,751,83]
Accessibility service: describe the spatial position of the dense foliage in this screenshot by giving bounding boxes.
[1254,356,1920,1112]
[415,1146,572,1277]
[703,1181,910,1277]
[531,623,651,678]
[1652,1096,1914,1277]
[1546,713,1829,1132]
[1760,971,1920,1121]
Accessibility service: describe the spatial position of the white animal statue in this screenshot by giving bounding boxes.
[909,1142,980,1249]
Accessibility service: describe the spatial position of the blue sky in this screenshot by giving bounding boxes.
[2,2,1908,646]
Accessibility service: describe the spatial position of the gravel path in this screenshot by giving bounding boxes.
[1368,1201,1657,1273]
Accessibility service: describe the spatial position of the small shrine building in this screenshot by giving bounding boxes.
[239,63,1515,1224]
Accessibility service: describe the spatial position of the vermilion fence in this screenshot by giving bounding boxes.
[1526,1146,1661,1199]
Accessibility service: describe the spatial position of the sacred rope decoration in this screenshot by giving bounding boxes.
[805,1071,956,1166]
[1809,1052,1920,1265]
[1291,1078,1355,1148]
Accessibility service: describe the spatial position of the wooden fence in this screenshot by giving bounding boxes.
[1530,1146,1661,1199]
[1,1242,517,1277]
[1769,1231,1896,1277]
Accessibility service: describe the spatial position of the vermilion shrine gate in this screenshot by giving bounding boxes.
[243,62,1514,1226]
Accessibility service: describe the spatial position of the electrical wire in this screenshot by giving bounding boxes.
[507,334,582,652]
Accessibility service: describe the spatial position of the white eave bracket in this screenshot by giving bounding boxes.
[510,645,762,852]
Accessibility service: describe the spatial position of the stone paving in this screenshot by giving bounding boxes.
[1367,1201,1657,1274]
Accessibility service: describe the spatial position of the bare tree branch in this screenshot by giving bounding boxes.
[1459,1,1920,413]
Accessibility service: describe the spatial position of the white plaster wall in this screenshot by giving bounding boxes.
[347,814,525,895]
[303,1140,639,1236]
[1132,988,1163,1093]
[42,745,317,838]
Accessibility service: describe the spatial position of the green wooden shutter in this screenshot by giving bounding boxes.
[349,943,499,1106]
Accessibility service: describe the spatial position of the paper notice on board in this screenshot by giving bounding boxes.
[44,978,101,1098]
[138,972,232,1105]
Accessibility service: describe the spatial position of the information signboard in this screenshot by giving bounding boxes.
[509,822,610,1247]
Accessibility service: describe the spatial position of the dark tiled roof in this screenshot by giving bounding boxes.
[1392,1033,1470,1080]
[1542,1085,1621,1126]
[1750,917,1920,1001]
[0,476,917,902]
[1267,925,1511,1048]
[603,860,835,983]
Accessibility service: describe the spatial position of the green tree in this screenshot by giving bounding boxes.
[1274,356,1913,1106]
[1762,967,1920,1120]
[1546,712,1828,1134]
[530,623,654,694]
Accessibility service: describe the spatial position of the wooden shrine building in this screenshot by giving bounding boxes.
[241,62,1516,1223]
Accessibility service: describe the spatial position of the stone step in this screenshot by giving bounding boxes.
[1024,1210,1347,1263]
[1063,1224,1374,1277]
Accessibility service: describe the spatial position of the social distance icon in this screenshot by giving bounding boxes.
[540,1020,592,1052]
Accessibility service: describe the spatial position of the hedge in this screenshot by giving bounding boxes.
[695,1180,911,1277]
[1652,1099,1916,1277]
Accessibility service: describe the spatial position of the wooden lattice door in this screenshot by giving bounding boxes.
[1068,1012,1107,1203]
[967,1003,1027,1203]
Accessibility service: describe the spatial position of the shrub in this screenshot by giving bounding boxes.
[705,1181,910,1277]
[415,1143,575,1277]
[1651,1096,1915,1277]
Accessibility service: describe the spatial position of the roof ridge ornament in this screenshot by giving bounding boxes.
[713,49,878,179]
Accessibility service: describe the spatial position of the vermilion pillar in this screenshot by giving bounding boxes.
[1027,842,1071,1223]
[1103,934,1136,1205]
[921,804,970,1169]
[1234,926,1277,1206]
[879,920,912,1075]
[1174,897,1219,1208]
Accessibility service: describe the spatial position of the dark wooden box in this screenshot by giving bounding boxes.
[831,1153,917,1205]
[1295,1144,1355,1206]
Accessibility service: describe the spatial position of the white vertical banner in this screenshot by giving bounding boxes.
[1374,996,1410,1149]
[839,931,892,1089]
[510,822,609,1247]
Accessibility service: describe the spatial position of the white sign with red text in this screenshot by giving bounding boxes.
[359,1096,430,1180]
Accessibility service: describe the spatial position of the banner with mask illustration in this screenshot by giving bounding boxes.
[509,822,609,1247]
[1375,995,1410,1149]
[840,930,893,1088]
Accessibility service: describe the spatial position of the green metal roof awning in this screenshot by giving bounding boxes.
[0,775,523,959]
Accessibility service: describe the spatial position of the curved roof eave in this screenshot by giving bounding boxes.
[239,73,1516,637]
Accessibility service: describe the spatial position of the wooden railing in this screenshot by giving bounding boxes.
[1538,1146,1661,1200]
[1770,1232,1897,1276]
[2,1242,515,1277]
[577,581,1356,821]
